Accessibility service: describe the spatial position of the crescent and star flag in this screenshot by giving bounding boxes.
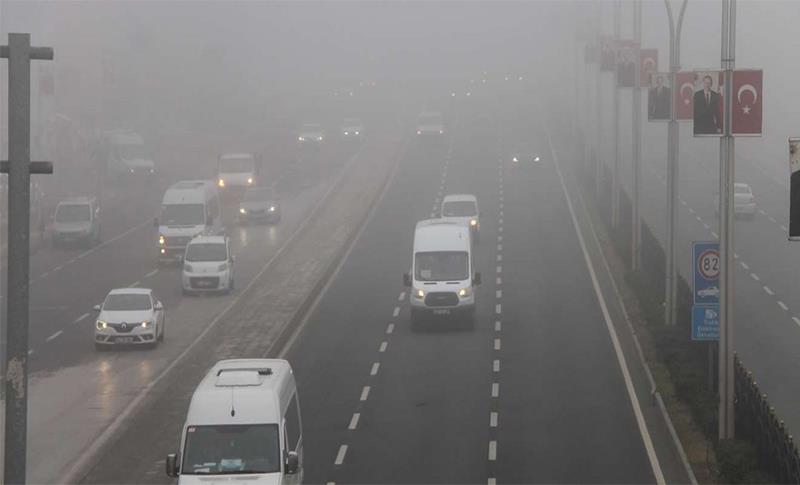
[640,49,658,87]
[789,138,800,240]
[675,71,694,120]
[731,69,763,136]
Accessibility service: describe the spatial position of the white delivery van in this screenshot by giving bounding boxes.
[166,359,303,484]
[403,219,481,325]
[155,181,222,263]
[218,153,257,190]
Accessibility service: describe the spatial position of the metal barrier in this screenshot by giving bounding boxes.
[734,357,800,483]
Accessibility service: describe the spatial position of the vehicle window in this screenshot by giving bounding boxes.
[103,293,152,311]
[219,157,255,173]
[442,201,477,217]
[161,204,205,226]
[185,243,227,262]
[182,424,280,475]
[285,395,301,451]
[243,188,273,202]
[415,251,469,281]
[55,204,91,223]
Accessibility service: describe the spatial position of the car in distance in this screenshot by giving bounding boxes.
[339,118,365,142]
[238,187,281,225]
[182,235,235,295]
[51,196,101,248]
[416,111,445,136]
[509,143,542,166]
[93,288,165,350]
[440,194,480,243]
[714,182,756,218]
[218,153,258,191]
[297,123,326,146]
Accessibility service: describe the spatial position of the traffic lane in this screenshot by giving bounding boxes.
[26,145,353,371]
[499,150,655,483]
[286,140,452,484]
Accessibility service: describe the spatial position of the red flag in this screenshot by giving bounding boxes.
[731,69,763,136]
[640,49,658,87]
[675,71,694,120]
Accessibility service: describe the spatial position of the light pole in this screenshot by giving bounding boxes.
[611,0,621,228]
[664,0,688,327]
[631,0,642,270]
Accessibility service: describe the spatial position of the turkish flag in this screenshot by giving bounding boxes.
[674,71,694,120]
[731,69,763,136]
[640,49,658,87]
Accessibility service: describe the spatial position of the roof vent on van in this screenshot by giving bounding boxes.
[215,368,271,387]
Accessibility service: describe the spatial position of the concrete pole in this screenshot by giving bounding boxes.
[718,0,736,441]
[631,0,642,270]
[612,0,621,228]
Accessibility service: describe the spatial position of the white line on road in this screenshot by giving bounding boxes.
[490,412,498,427]
[734,253,739,259]
[680,199,687,206]
[495,303,501,314]
[498,226,503,233]
[494,338,501,350]
[334,445,348,465]
[386,323,394,334]
[491,383,499,398]
[763,286,774,296]
[740,262,749,270]
[497,244,502,251]
[711,231,718,239]
[53,265,63,272]
[40,272,49,279]
[144,269,159,278]
[703,223,710,230]
[46,330,63,342]
[496,277,502,285]
[496,290,502,298]
[348,413,360,430]
[793,317,800,327]
[768,216,777,223]
[781,225,788,232]
[398,291,405,301]
[497,235,503,242]
[129,281,140,288]
[488,478,496,485]
[493,359,500,372]
[494,321,501,331]
[28,349,34,356]
[751,273,760,281]
[778,301,789,311]
[488,441,497,461]
[498,218,503,225]
[496,254,502,262]
[370,362,380,376]
[759,209,767,215]
[73,313,90,324]
[688,207,695,214]
[360,386,370,401]
[392,306,400,317]
[696,215,702,222]
[379,341,387,353]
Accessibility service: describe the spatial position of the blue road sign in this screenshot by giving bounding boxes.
[693,241,720,305]
[692,304,720,341]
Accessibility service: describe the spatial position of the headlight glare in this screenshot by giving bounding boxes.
[141,320,150,328]
[158,235,165,245]
[96,320,107,330]
[239,208,246,214]
[415,289,425,299]
[218,179,225,188]
[459,288,472,297]
[470,219,478,227]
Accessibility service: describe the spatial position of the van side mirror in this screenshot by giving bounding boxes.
[93,304,101,312]
[403,273,412,287]
[285,451,299,475]
[165,453,178,477]
[153,217,159,228]
[473,272,482,286]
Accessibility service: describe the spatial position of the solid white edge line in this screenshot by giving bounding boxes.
[545,127,665,485]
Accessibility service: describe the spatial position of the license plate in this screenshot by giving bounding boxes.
[433,309,451,315]
[116,337,133,344]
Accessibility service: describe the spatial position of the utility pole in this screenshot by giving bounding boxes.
[611,0,621,228]
[718,0,736,441]
[594,1,603,199]
[631,0,642,270]
[664,0,688,327]
[0,33,54,484]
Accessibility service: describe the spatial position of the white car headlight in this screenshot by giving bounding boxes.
[459,288,472,297]
[141,320,151,329]
[158,235,165,245]
[96,320,107,330]
[239,208,247,214]
[512,156,519,163]
[414,289,425,299]
[218,179,225,188]
[269,206,276,212]
[470,219,478,227]
[247,177,253,185]
[298,136,304,141]
[354,131,360,135]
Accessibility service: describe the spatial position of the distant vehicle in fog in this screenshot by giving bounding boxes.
[339,118,365,142]
[508,144,542,167]
[404,219,480,326]
[93,288,165,350]
[105,130,155,179]
[416,111,445,136]
[239,187,281,225]
[165,359,303,482]
[218,153,258,190]
[51,196,101,248]
[297,123,326,145]
[156,181,222,263]
[182,235,235,295]
[440,194,480,243]
[714,182,756,218]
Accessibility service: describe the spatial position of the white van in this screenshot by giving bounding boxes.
[166,359,303,484]
[182,235,235,295]
[106,130,155,179]
[218,153,257,190]
[403,219,481,324]
[155,181,222,263]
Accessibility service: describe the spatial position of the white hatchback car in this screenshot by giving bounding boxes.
[182,235,235,294]
[440,194,480,243]
[94,288,165,350]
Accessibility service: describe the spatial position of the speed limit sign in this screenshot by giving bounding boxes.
[693,241,720,304]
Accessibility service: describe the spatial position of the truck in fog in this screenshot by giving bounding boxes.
[155,180,222,263]
[217,153,259,191]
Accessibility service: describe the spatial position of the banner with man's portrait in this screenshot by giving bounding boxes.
[790,138,800,240]
[647,72,672,121]
[693,70,724,137]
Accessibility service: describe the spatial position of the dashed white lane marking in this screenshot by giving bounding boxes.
[768,216,777,223]
[496,265,502,274]
[496,290,502,298]
[499,203,504,210]
[144,268,159,278]
[386,323,394,334]
[497,235,503,242]
[696,215,702,222]
[53,265,63,272]
[496,254,502,262]
[490,412,498,427]
[494,338,501,350]
[494,321,501,331]
[379,341,388,353]
[392,306,400,317]
[688,207,695,214]
[751,273,760,281]
[499,211,504,217]
[495,303,502,314]
[40,272,49,278]
[497,244,502,251]
[491,383,499,398]
[680,199,687,206]
[734,253,740,260]
[763,286,774,296]
[398,291,405,301]
[498,218,503,225]
[334,445,348,465]
[370,362,380,376]
[740,262,749,270]
[703,223,710,230]
[130,281,140,288]
[793,317,800,327]
[759,209,767,215]
[493,359,500,372]
[781,225,788,232]
[711,231,719,239]
[46,330,63,342]
[27,349,34,356]
[488,440,497,461]
[498,226,503,233]
[496,277,502,285]
[778,301,789,311]
[348,413,360,430]
[73,312,90,324]
[488,478,497,485]
[360,386,370,401]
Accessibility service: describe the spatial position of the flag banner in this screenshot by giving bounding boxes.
[675,71,694,121]
[790,138,800,240]
[731,69,763,136]
[599,36,615,71]
[693,70,724,137]
[648,72,672,121]
[616,40,638,88]
[640,49,658,87]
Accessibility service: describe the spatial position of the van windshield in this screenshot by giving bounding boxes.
[182,424,281,475]
[220,157,255,173]
[415,251,469,281]
[55,204,90,223]
[185,243,227,262]
[161,204,205,226]
[442,201,477,217]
